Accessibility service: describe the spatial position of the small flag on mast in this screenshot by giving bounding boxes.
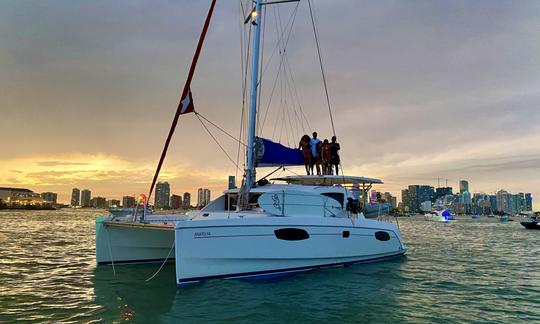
[178,89,195,115]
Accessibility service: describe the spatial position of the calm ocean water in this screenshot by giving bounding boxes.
[0,209,539,323]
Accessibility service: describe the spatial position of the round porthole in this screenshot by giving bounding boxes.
[375,231,390,241]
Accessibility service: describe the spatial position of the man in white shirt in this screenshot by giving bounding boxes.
[310,132,321,175]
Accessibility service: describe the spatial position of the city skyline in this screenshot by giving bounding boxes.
[1,1,539,209]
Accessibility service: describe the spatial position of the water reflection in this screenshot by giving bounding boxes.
[3,210,540,323]
[92,263,177,322]
[91,257,408,322]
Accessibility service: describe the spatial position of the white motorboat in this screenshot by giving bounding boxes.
[95,0,407,285]
[424,209,455,223]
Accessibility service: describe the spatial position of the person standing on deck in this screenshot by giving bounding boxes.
[329,136,341,175]
[310,132,321,175]
[299,134,312,175]
[321,139,331,175]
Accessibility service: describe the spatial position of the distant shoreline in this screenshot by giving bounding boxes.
[0,206,56,210]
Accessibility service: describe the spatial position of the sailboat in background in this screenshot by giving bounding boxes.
[95,0,407,285]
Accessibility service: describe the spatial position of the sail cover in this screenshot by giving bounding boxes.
[255,137,305,167]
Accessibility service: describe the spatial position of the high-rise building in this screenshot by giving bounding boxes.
[496,190,511,213]
[461,191,472,213]
[515,193,526,213]
[228,176,236,189]
[381,192,396,209]
[90,197,106,208]
[435,187,453,199]
[183,192,191,209]
[408,185,434,213]
[41,192,58,204]
[197,188,204,207]
[459,180,469,194]
[489,195,497,212]
[107,199,121,208]
[391,196,397,209]
[155,182,170,209]
[71,188,80,207]
[122,196,135,208]
[525,193,533,211]
[204,189,211,206]
[81,189,91,208]
[171,194,182,210]
[401,189,410,212]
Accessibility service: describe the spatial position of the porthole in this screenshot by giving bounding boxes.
[274,228,309,241]
[375,231,390,241]
[342,231,350,238]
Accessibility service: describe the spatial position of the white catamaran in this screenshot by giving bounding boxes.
[95,0,407,285]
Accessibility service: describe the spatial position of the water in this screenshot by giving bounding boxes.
[1,210,539,323]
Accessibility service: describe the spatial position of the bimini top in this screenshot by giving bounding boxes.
[271,175,383,186]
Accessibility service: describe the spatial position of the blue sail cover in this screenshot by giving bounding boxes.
[255,138,305,167]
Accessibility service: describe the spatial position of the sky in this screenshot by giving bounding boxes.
[1,0,539,208]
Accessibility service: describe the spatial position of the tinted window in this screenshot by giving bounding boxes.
[274,228,310,241]
[375,231,390,241]
[321,192,344,207]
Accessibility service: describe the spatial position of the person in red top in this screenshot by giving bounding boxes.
[321,139,331,175]
[299,134,312,175]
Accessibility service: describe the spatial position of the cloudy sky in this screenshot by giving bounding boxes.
[1,0,539,208]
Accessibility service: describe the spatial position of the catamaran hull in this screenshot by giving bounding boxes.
[174,218,406,285]
[95,217,175,264]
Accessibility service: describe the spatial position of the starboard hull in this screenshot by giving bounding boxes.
[174,217,406,285]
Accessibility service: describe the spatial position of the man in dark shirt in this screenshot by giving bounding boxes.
[329,136,340,175]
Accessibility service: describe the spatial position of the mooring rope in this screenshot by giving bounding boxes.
[145,239,176,282]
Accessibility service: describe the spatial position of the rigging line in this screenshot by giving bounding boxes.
[236,11,253,179]
[256,5,267,136]
[147,0,217,206]
[196,114,243,172]
[259,56,281,136]
[276,8,295,146]
[281,60,297,136]
[237,0,246,181]
[282,60,295,146]
[195,112,247,147]
[285,71,304,139]
[284,166,301,176]
[283,53,312,132]
[259,3,299,134]
[259,2,300,80]
[257,166,283,182]
[307,0,336,137]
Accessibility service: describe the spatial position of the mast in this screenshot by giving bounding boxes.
[245,0,263,190]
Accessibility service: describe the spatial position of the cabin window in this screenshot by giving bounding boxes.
[225,194,238,211]
[225,193,261,211]
[342,231,350,238]
[274,228,310,241]
[321,193,344,207]
[374,231,390,241]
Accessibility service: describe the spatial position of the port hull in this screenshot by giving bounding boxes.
[95,217,175,265]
